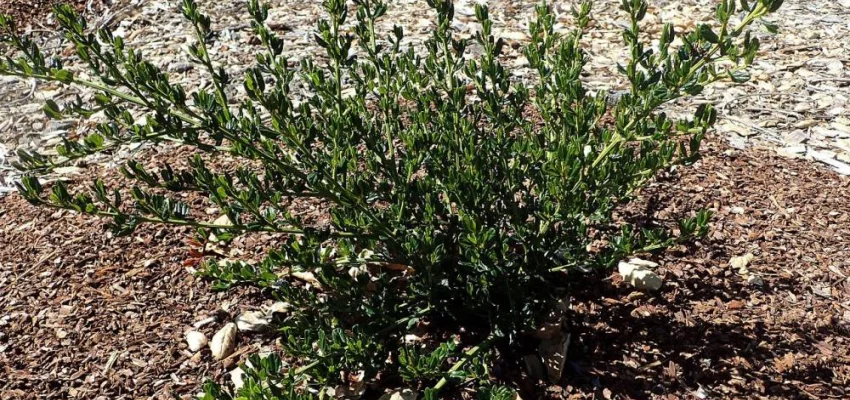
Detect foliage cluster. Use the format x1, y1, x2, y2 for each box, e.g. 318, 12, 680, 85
0, 0, 782, 397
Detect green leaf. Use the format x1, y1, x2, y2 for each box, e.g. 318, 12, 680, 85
698, 24, 719, 43
729, 70, 751, 83
43, 100, 62, 119
761, 20, 779, 34
0, 0, 785, 396
53, 69, 73, 83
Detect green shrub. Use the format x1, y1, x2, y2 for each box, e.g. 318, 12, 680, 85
0, 0, 782, 397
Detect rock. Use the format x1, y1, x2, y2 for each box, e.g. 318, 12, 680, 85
747, 274, 764, 287
809, 149, 836, 160
47, 120, 74, 131
721, 121, 754, 137
235, 310, 272, 332
185, 330, 208, 352
229, 367, 245, 391
213, 214, 232, 226
828, 107, 846, 117
618, 259, 663, 291
628, 269, 663, 291
730, 206, 745, 215
210, 322, 238, 360
694, 385, 710, 399
378, 389, 419, 400
730, 253, 755, 274
618, 261, 638, 277
726, 135, 748, 150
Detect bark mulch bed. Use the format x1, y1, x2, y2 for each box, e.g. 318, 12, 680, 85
1, 136, 850, 399
0, 0, 109, 32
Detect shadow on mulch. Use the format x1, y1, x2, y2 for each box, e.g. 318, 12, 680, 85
535, 139, 850, 400
564, 272, 839, 400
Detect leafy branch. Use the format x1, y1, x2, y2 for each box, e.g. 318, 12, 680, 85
0, 0, 783, 397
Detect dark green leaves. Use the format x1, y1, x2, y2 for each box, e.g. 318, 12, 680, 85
0, 0, 786, 398
761, 20, 779, 34
42, 100, 63, 119
698, 24, 719, 43
53, 69, 73, 83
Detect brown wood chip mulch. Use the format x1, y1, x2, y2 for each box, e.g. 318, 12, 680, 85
0, 0, 109, 32
1, 136, 850, 399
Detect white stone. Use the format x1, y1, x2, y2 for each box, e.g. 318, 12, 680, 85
618, 260, 639, 277
210, 323, 238, 360
213, 214, 232, 226
185, 330, 207, 352
730, 253, 754, 274
618, 260, 663, 291
628, 269, 663, 291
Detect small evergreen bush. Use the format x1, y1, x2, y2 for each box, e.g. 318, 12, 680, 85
1, 0, 782, 397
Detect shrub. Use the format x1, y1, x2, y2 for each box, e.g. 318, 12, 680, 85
0, 0, 782, 397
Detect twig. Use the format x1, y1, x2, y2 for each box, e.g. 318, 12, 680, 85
745, 107, 803, 119
102, 351, 120, 376
807, 78, 850, 84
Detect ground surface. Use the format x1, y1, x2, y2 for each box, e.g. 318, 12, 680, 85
0, 0, 110, 35
1, 0, 850, 399
2, 137, 849, 400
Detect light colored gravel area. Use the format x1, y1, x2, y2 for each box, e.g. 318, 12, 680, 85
1, 0, 850, 185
